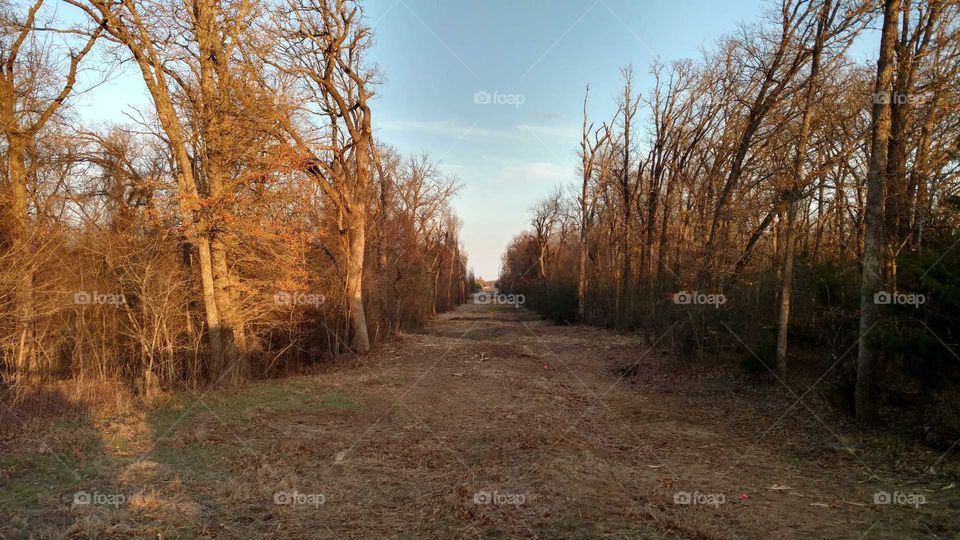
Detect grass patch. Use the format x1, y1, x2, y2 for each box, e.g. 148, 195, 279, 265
146, 378, 362, 434
0, 452, 109, 527
138, 380, 364, 476
314, 391, 362, 411
4, 377, 365, 515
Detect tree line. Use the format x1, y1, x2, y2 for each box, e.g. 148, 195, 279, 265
501, 0, 959, 427
0, 0, 469, 396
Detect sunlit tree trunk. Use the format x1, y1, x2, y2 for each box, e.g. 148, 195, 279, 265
195, 0, 247, 378
7, 135, 35, 382
345, 204, 370, 351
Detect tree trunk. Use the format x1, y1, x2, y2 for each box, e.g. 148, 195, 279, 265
92, 0, 232, 378
618, 71, 637, 327
194, 235, 226, 371
620, 219, 632, 326
644, 174, 659, 290
885, 1, 938, 250
210, 239, 244, 379
446, 245, 455, 310
165, 125, 228, 373
776, 202, 798, 378
857, 0, 899, 424
910, 94, 939, 250
813, 178, 825, 262
345, 205, 370, 352
8, 135, 36, 384
196, 0, 245, 380
776, 0, 829, 379
577, 224, 589, 322
537, 242, 548, 282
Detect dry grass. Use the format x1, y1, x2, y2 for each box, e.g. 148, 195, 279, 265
1, 302, 958, 538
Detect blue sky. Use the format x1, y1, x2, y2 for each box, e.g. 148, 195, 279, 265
364, 0, 763, 279
72, 0, 827, 279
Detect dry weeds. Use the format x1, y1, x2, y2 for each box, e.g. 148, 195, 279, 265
1, 303, 958, 538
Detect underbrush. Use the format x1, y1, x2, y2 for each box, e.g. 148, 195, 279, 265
508, 245, 960, 452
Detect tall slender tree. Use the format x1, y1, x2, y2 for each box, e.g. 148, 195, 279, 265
857, 0, 901, 423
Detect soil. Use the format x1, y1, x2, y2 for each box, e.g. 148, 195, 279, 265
1, 302, 958, 538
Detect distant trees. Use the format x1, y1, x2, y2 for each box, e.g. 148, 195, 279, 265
0, 0, 468, 396
531, 189, 562, 282
501, 0, 960, 425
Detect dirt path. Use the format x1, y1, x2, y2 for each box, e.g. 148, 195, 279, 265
3, 302, 957, 538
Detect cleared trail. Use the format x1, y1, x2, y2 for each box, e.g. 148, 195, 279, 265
3, 302, 953, 538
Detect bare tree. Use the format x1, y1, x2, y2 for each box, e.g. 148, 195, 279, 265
1, 0, 100, 384
76, 0, 262, 379
698, 0, 821, 286
531, 188, 562, 282
776, 0, 834, 378
274, 0, 377, 352
857, 0, 901, 423
616, 65, 641, 325
577, 84, 612, 321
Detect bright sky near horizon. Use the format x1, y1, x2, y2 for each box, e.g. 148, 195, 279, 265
70, 0, 876, 280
